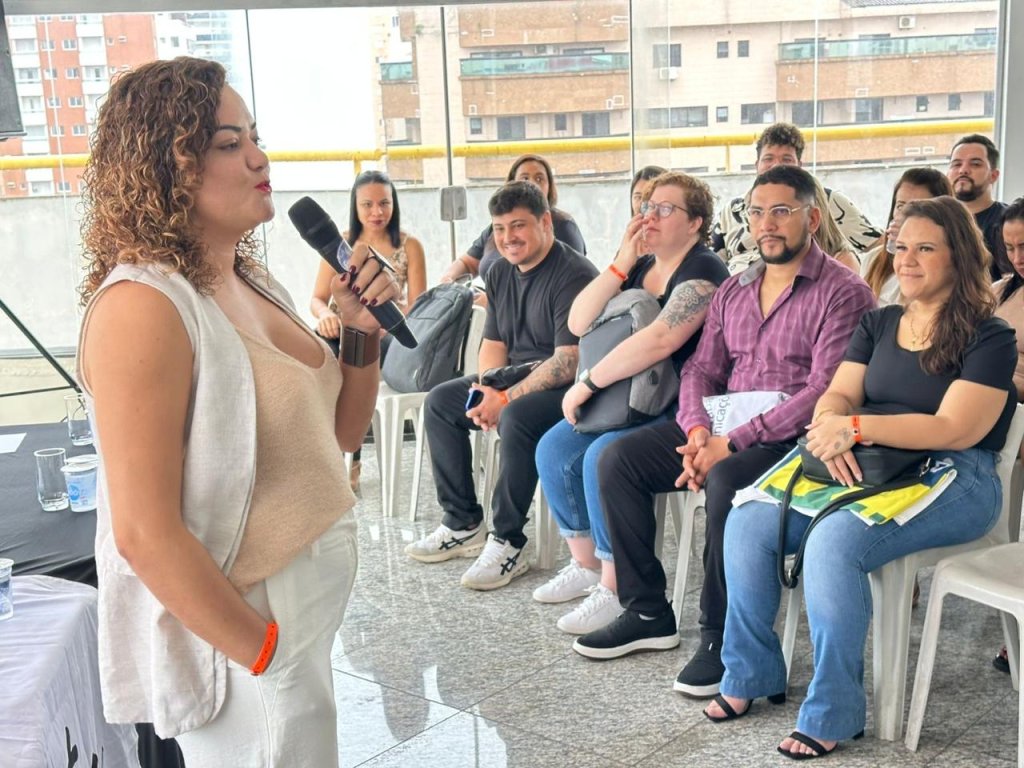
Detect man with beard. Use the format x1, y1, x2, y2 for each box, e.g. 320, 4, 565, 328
948, 133, 1009, 281
407, 181, 597, 590
573, 166, 875, 700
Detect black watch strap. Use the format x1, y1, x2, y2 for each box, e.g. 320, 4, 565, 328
727, 439, 738, 453
580, 368, 601, 393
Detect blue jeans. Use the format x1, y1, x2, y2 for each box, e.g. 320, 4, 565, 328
719, 447, 1001, 741
535, 416, 665, 561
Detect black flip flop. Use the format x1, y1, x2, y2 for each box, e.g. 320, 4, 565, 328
777, 729, 864, 761
703, 694, 750, 723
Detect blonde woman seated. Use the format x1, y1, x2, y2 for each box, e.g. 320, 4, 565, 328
533, 172, 729, 634
705, 196, 1015, 760
812, 177, 860, 272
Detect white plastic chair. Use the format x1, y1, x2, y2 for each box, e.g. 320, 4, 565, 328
406, 305, 487, 520
905, 541, 1024, 765
780, 403, 1024, 741
662, 490, 706, 629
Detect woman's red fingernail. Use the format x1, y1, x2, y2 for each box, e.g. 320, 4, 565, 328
352, 285, 361, 295
369, 299, 378, 307
360, 297, 368, 305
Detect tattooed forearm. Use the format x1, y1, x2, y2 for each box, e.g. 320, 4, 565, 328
509, 346, 579, 399
659, 280, 717, 329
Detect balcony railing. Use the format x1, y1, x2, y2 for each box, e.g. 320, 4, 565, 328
380, 61, 413, 82
460, 52, 629, 78
779, 32, 997, 61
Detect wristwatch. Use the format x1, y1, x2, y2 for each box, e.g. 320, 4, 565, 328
726, 439, 738, 453
579, 368, 601, 393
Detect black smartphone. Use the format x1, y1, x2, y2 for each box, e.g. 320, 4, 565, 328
465, 388, 484, 410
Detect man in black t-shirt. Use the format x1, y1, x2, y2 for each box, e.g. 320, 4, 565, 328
948, 133, 1010, 281
407, 182, 598, 591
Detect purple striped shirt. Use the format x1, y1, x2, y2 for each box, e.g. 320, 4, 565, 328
676, 242, 876, 450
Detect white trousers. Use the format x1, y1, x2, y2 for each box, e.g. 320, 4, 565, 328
176, 514, 358, 768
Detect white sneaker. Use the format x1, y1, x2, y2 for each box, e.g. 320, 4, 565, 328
532, 559, 600, 604
556, 584, 622, 635
460, 535, 529, 591
404, 523, 487, 563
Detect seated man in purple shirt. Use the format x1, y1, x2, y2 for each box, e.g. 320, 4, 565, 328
572, 165, 877, 698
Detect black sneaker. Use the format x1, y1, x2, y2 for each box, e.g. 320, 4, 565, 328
994, 645, 1010, 675
572, 607, 679, 660
673, 636, 725, 697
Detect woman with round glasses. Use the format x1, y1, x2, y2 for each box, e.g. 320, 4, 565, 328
533, 172, 729, 635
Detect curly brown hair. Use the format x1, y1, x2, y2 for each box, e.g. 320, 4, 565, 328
902, 196, 995, 376
644, 171, 715, 244
80, 57, 264, 303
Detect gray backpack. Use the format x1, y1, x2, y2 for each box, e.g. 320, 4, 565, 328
573, 288, 678, 433
381, 283, 474, 393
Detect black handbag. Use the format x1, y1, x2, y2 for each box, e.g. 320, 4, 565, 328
777, 440, 933, 589
479, 360, 541, 390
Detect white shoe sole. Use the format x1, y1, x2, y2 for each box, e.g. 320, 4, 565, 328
461, 562, 530, 591
532, 587, 592, 605
672, 679, 721, 697
405, 539, 486, 564
571, 633, 680, 660
556, 610, 621, 636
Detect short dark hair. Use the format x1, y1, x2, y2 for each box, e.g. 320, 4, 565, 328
489, 180, 549, 219
506, 154, 558, 206
348, 170, 401, 249
631, 165, 667, 195
756, 123, 806, 163
751, 164, 817, 205
998, 197, 1024, 304
951, 133, 1000, 169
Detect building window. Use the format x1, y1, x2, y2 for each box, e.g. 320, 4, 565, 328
118, 35, 128, 43
21, 96, 43, 113
69, 96, 84, 107
854, 97, 883, 123
65, 68, 79, 79
741, 102, 775, 124
59, 14, 75, 21
792, 100, 824, 126
652, 43, 681, 68
497, 115, 525, 141
57, 181, 72, 192
647, 109, 670, 130
948, 93, 962, 112
50, 125, 65, 137
170, 36, 181, 47
13, 38, 37, 53
554, 113, 568, 132
41, 39, 56, 51
62, 39, 78, 50
30, 181, 54, 196
42, 68, 58, 80
47, 96, 61, 108
15, 68, 41, 83
106, 36, 114, 45
916, 96, 929, 113
24, 125, 47, 140
984, 91, 995, 117
469, 117, 483, 136
72, 124, 87, 136
717, 41, 729, 58
716, 106, 729, 123
647, 107, 708, 129
582, 112, 611, 137
84, 66, 105, 81
738, 40, 750, 57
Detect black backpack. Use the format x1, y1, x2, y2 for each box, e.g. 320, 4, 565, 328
381, 283, 474, 393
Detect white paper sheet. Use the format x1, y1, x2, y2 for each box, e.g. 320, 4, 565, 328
0, 432, 27, 454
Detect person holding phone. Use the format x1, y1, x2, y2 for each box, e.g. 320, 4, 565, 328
77, 57, 397, 766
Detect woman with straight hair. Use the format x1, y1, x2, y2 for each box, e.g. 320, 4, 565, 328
78, 57, 397, 766
705, 196, 1015, 760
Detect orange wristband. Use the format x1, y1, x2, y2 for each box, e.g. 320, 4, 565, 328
498, 390, 510, 406
851, 414, 862, 444
686, 426, 707, 443
250, 621, 278, 676
608, 264, 628, 281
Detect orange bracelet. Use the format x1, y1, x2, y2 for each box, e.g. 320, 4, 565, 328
686, 425, 707, 443
851, 414, 862, 444
608, 264, 628, 281
250, 621, 278, 676
498, 390, 510, 406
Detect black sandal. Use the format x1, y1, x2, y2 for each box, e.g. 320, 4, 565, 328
704, 692, 786, 723
777, 729, 864, 761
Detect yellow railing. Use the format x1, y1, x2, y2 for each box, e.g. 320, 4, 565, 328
0, 118, 994, 173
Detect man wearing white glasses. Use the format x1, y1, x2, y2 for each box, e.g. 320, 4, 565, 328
713, 122, 881, 275
573, 166, 876, 700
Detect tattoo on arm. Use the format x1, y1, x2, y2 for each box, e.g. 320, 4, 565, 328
509, 346, 579, 399
659, 280, 717, 329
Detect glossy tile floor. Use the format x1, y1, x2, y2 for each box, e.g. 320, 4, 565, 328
332, 443, 1020, 767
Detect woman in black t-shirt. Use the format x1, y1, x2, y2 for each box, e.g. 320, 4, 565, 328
533, 172, 729, 637
707, 196, 1016, 760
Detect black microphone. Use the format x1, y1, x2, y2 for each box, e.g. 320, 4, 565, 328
288, 196, 417, 348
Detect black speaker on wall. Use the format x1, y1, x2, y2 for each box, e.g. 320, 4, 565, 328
0, 0, 26, 140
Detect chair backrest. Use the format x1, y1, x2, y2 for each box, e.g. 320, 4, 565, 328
992, 402, 1024, 543
462, 305, 487, 377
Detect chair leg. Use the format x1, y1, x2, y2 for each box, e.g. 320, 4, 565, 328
870, 558, 917, 741
670, 494, 696, 630
408, 405, 427, 521
534, 490, 558, 570
905, 582, 948, 751
782, 580, 802, 680
370, 408, 386, 513
1003, 611, 1022, 693
654, 496, 667, 560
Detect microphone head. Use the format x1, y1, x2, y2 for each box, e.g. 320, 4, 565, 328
287, 196, 340, 252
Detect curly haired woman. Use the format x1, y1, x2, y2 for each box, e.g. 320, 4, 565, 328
77, 57, 397, 766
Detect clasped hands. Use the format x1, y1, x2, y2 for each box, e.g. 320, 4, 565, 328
803, 412, 868, 487
674, 428, 731, 491
466, 384, 506, 431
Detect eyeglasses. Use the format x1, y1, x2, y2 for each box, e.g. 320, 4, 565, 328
640, 201, 690, 220
747, 204, 810, 224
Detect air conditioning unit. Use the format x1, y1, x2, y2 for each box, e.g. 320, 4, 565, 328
468, 104, 477, 115
605, 98, 615, 110
658, 66, 679, 81
855, 86, 869, 97
786, 75, 798, 84
609, 94, 625, 107
898, 15, 915, 30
